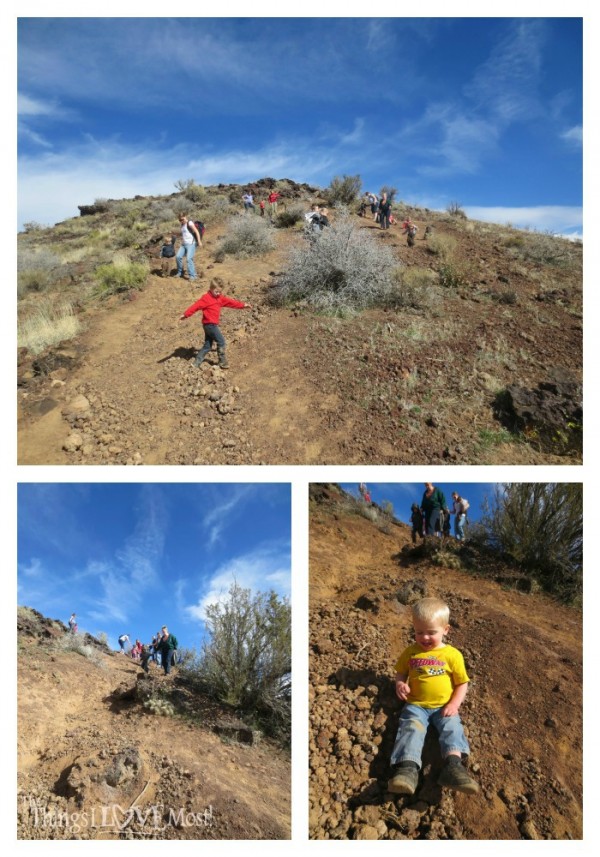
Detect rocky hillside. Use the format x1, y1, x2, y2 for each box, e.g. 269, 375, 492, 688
17, 607, 290, 840
308, 485, 582, 840
18, 179, 582, 465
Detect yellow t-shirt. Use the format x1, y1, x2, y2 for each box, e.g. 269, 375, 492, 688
395, 643, 470, 709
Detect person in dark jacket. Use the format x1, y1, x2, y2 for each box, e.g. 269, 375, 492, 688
410, 504, 424, 543
159, 235, 176, 277
158, 626, 179, 675
421, 483, 448, 537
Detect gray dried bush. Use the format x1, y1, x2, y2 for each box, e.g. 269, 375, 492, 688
270, 214, 399, 314
17, 247, 62, 295
216, 215, 276, 259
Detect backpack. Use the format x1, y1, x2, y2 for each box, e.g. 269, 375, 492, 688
190, 220, 206, 241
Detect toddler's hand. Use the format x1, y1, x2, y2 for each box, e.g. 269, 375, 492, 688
441, 700, 460, 717
395, 680, 411, 701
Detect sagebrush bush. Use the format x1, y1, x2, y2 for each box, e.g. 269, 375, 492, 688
55, 632, 105, 667
18, 247, 61, 276
326, 174, 362, 205
447, 201, 467, 219
275, 205, 305, 228
391, 266, 436, 308
270, 214, 399, 314
94, 255, 148, 295
149, 201, 178, 224
216, 215, 275, 258
426, 233, 457, 259
18, 302, 81, 354
185, 184, 206, 205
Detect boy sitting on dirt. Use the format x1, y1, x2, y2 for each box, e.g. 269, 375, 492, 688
179, 281, 252, 369
388, 597, 479, 796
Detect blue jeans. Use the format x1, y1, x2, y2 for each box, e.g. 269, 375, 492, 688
390, 703, 470, 768
195, 324, 226, 365
425, 509, 441, 535
176, 242, 197, 279
455, 514, 466, 540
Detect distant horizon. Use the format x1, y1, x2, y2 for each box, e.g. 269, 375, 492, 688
18, 17, 582, 236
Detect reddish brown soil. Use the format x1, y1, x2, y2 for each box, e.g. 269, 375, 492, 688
17, 209, 582, 465
308, 487, 582, 840
17, 613, 290, 840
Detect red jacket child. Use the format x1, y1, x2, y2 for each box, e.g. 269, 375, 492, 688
180, 283, 252, 369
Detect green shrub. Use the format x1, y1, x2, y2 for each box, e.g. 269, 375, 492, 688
326, 174, 362, 206
270, 213, 398, 314
439, 261, 470, 289
185, 184, 206, 204
216, 215, 276, 259
94, 256, 148, 295
275, 205, 305, 228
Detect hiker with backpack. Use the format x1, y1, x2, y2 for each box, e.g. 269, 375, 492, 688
157, 626, 179, 676
421, 483, 448, 537
179, 281, 252, 369
68, 613, 78, 634
176, 212, 203, 282
451, 492, 469, 541
118, 633, 130, 654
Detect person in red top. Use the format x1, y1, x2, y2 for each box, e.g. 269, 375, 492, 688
180, 282, 252, 368
268, 191, 282, 218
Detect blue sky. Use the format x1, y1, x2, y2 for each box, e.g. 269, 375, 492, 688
17, 483, 291, 652
339, 482, 500, 526
17, 16, 582, 236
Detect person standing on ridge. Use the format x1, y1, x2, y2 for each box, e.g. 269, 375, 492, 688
158, 626, 179, 676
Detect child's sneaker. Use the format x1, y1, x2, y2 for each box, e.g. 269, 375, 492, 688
387, 766, 419, 795
437, 760, 479, 794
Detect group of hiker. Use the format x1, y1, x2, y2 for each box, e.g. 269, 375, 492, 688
359, 192, 420, 244
411, 484, 470, 542
117, 626, 179, 676
241, 189, 282, 217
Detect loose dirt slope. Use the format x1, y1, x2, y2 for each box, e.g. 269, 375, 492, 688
17, 609, 290, 840
17, 192, 582, 465
308, 485, 582, 840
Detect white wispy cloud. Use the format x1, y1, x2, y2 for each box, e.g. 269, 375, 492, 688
464, 20, 546, 123
185, 543, 291, 623
201, 485, 256, 549
561, 125, 583, 147
464, 205, 583, 234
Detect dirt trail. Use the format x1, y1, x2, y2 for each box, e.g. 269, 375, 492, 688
17, 237, 351, 465
308, 486, 582, 840
18, 620, 290, 840
17, 215, 582, 465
